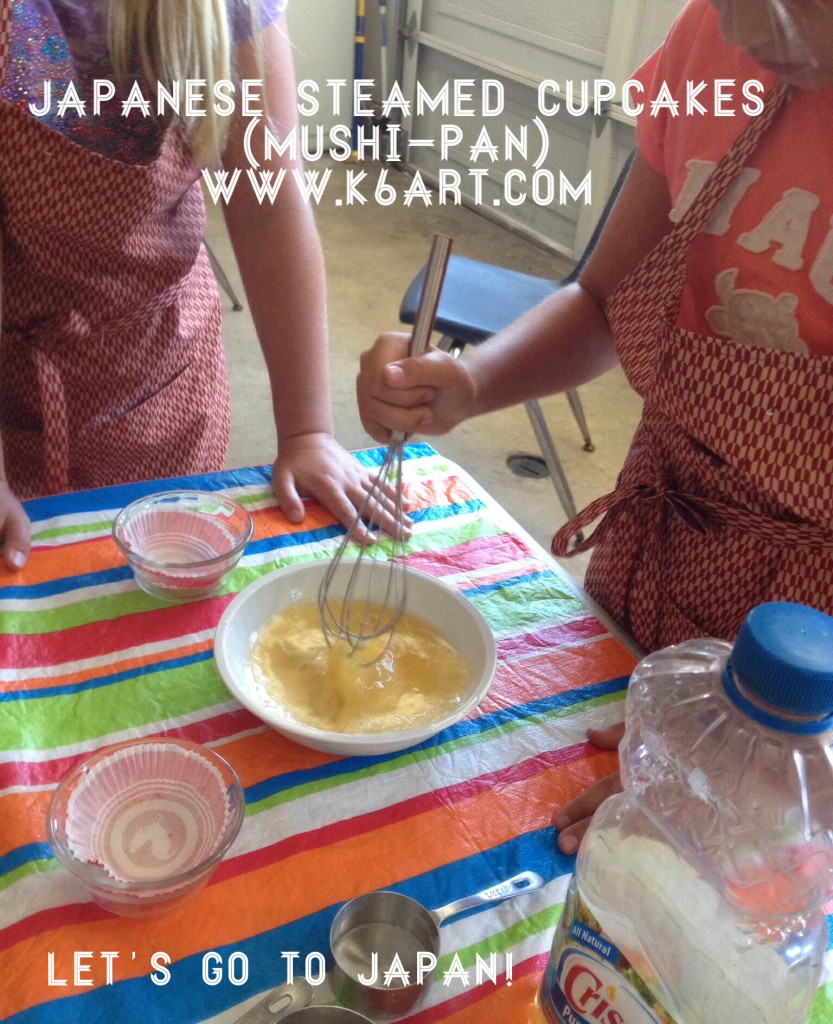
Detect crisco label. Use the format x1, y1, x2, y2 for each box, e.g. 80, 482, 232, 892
540, 878, 679, 1024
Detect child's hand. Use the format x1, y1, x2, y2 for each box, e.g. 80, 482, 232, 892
554, 724, 625, 854
357, 333, 476, 442
271, 433, 409, 541
0, 482, 30, 570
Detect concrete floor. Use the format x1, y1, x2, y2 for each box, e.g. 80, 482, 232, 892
205, 160, 643, 585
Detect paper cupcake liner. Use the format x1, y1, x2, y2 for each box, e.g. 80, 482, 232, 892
123, 508, 237, 565
66, 743, 231, 884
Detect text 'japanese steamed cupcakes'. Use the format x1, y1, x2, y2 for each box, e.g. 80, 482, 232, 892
47, 738, 244, 917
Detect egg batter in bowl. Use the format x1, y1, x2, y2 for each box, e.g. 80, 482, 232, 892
250, 602, 468, 734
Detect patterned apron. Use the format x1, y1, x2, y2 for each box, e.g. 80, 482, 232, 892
552, 80, 833, 651
0, 1, 230, 499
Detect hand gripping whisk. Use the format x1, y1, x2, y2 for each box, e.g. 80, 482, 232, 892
318, 234, 453, 657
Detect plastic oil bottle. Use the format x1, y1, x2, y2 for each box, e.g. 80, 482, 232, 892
540, 601, 833, 1024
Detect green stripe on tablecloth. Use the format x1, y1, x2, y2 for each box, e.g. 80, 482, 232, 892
404, 519, 505, 554
270, 518, 506, 568
436, 901, 563, 974
811, 986, 833, 1023
0, 590, 183, 635
233, 489, 275, 509
31, 519, 113, 544
1, 520, 505, 637
0, 855, 55, 894
0, 660, 230, 751
467, 579, 585, 634
246, 690, 626, 816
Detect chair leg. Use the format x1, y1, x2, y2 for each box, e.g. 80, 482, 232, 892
566, 389, 594, 452
205, 240, 244, 312
525, 400, 579, 522
440, 334, 583, 528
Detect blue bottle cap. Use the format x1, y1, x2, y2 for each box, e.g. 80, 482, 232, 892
724, 602, 833, 730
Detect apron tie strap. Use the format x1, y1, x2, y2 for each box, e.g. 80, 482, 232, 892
552, 473, 833, 559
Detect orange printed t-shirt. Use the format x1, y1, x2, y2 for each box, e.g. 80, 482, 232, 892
633, 0, 833, 356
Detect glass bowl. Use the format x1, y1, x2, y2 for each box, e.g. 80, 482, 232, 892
112, 490, 254, 602
46, 737, 245, 918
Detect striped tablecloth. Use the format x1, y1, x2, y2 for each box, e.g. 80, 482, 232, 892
1, 444, 830, 1024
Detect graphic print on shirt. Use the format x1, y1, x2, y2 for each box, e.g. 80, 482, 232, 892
671, 160, 826, 354
705, 268, 808, 353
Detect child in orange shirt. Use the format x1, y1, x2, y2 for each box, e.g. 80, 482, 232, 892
356, 0, 833, 852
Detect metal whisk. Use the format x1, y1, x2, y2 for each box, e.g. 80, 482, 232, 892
318, 234, 453, 656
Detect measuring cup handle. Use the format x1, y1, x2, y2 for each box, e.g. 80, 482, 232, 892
231, 977, 315, 1024
430, 870, 546, 926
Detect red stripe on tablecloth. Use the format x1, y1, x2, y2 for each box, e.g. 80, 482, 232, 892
0, 593, 237, 670
406, 533, 535, 576
217, 743, 589, 880
0, 531, 545, 673
497, 617, 608, 660
408, 950, 548, 1024
0, 709, 259, 791
0, 744, 589, 953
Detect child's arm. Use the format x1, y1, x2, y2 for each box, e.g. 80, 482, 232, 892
220, 19, 400, 536
357, 152, 672, 442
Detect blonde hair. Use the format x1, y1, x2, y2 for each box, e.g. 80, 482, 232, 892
107, 0, 264, 165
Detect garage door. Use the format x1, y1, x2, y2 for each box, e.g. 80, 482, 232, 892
393, 0, 684, 257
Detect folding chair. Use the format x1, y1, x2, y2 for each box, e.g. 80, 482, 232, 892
399, 152, 634, 521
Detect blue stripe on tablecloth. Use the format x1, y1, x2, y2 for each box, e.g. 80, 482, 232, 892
0, 649, 217, 703
3, 500, 488, 603
1, 675, 629, 883
410, 498, 487, 524
462, 569, 561, 599
20, 446, 440, 525
5, 828, 564, 1024
21, 466, 275, 524
0, 841, 52, 877
0, 566, 137, 601
243, 675, 630, 807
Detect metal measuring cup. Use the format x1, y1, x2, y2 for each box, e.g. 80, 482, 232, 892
281, 1010, 373, 1024
233, 978, 374, 1024
329, 870, 544, 1020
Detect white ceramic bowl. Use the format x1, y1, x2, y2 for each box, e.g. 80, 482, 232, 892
213, 560, 497, 756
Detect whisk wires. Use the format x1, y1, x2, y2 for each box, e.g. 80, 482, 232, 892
318, 234, 453, 658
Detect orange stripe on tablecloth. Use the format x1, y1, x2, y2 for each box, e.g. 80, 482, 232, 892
0, 749, 616, 1015
11, 745, 585, 946
0, 791, 53, 858
483, 636, 637, 711
8, 535, 123, 585
1, 715, 269, 855
406, 473, 479, 513
7, 504, 312, 590
5, 744, 586, 950
207, 744, 617, 898
7, 637, 213, 692
254, 501, 335, 540
216, 728, 343, 790
0, 711, 263, 795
